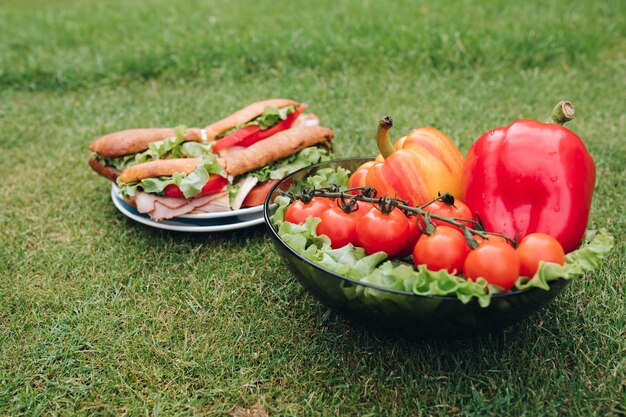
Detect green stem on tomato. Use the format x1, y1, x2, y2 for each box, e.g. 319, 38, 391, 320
550, 101, 575, 125
377, 116, 396, 159
282, 187, 517, 247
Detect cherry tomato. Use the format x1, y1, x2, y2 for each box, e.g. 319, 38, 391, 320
163, 175, 228, 197
284, 197, 332, 224
464, 241, 520, 290
421, 199, 473, 230
399, 215, 422, 257
241, 179, 280, 207
474, 234, 513, 247
516, 233, 565, 277
413, 226, 468, 273
356, 208, 409, 256
317, 206, 358, 249
351, 200, 375, 217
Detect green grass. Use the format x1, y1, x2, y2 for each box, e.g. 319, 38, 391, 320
0, 0, 624, 415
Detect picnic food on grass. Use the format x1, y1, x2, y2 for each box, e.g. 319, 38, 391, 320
88, 99, 319, 181
117, 126, 333, 220
88, 99, 334, 220
269, 104, 613, 308
88, 127, 210, 181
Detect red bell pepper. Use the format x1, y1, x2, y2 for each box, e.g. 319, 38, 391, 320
212, 104, 307, 153
163, 175, 228, 198
462, 102, 596, 253
212, 125, 260, 153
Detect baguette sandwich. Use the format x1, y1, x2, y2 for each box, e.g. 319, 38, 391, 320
116, 126, 334, 220
88, 99, 318, 181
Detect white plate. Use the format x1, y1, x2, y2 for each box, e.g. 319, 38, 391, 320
110, 186, 265, 232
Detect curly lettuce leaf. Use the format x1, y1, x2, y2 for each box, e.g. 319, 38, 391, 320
272, 179, 614, 307
515, 229, 614, 290
98, 126, 214, 170
246, 105, 297, 130
118, 155, 225, 198
291, 167, 351, 192
244, 146, 331, 184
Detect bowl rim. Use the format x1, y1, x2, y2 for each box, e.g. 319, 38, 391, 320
263, 156, 554, 302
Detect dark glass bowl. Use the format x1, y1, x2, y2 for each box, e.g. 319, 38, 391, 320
263, 158, 569, 338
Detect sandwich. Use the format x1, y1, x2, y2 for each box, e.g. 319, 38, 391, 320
116, 126, 334, 220
88, 99, 318, 181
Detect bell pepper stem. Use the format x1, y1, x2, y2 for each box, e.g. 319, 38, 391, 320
551, 101, 575, 125
377, 116, 396, 159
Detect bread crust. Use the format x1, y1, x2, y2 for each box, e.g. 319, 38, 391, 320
89, 128, 204, 158
119, 158, 202, 184
117, 124, 333, 184
204, 99, 298, 141
223, 126, 333, 177
88, 158, 121, 182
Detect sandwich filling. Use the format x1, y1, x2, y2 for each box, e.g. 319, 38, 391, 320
116, 143, 331, 220
216, 104, 299, 139
213, 105, 305, 153
95, 126, 214, 171
117, 155, 225, 199
228, 144, 331, 210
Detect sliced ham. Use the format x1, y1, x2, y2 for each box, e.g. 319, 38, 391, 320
193, 192, 231, 213
135, 192, 188, 213
292, 113, 320, 128
134, 190, 228, 221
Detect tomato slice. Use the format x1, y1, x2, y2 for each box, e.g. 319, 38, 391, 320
163, 175, 228, 198
241, 179, 280, 207
212, 104, 307, 153
212, 125, 260, 154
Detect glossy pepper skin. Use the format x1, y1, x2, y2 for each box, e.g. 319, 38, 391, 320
462, 107, 595, 254
349, 117, 464, 206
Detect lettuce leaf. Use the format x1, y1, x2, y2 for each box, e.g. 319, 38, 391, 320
272, 182, 614, 307
243, 146, 332, 184
98, 126, 214, 170
118, 154, 225, 198
290, 166, 351, 192
246, 105, 297, 130
515, 229, 614, 290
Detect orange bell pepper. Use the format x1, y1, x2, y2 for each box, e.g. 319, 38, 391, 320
348, 117, 464, 206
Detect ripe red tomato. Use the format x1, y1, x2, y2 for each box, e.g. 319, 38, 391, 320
284, 197, 332, 224
399, 215, 422, 257
421, 199, 473, 230
464, 241, 521, 290
356, 208, 409, 257
516, 233, 565, 277
317, 206, 359, 249
412, 226, 468, 273
474, 234, 512, 247
352, 200, 375, 217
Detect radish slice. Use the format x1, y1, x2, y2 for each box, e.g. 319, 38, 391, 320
231, 176, 259, 211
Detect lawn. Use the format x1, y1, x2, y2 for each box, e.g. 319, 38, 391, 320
0, 0, 624, 415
